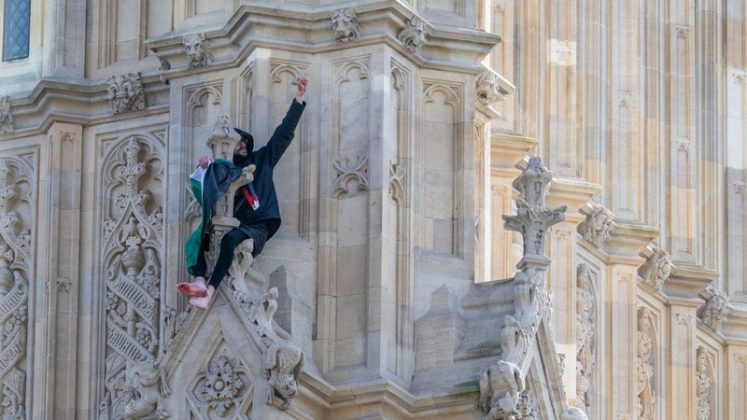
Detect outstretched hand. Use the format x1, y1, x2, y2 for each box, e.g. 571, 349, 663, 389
198, 154, 213, 169
295, 77, 308, 103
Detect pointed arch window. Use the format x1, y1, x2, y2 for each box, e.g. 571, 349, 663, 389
3, 0, 31, 61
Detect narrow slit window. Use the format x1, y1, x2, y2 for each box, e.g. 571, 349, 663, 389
3, 0, 31, 61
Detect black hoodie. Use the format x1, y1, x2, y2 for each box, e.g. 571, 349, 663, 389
231, 98, 306, 240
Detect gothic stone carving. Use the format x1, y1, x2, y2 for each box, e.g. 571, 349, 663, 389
699, 285, 730, 331
578, 203, 616, 247
397, 17, 427, 53
121, 360, 170, 419
265, 341, 304, 411
479, 360, 524, 420
638, 242, 673, 291
0, 96, 14, 134
101, 138, 164, 419
696, 347, 713, 420
637, 307, 656, 420
576, 264, 596, 414
191, 354, 250, 417
0, 158, 31, 419
333, 154, 369, 197
106, 73, 146, 114
476, 70, 501, 108
388, 162, 406, 203
503, 157, 567, 260
184, 33, 214, 70
331, 8, 360, 42
480, 157, 566, 420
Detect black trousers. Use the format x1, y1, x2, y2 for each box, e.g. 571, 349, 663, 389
192, 222, 269, 289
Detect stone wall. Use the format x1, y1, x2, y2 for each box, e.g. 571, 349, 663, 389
0, 0, 744, 419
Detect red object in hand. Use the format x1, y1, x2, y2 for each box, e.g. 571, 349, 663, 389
241, 186, 259, 210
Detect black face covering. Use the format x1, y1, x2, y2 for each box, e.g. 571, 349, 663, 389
232, 146, 253, 167
232, 128, 254, 167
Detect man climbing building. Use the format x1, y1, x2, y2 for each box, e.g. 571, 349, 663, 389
177, 77, 308, 309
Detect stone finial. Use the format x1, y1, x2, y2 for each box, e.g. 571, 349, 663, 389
698, 285, 730, 331
0, 96, 14, 134
106, 73, 145, 114
480, 156, 566, 420
578, 203, 616, 247
638, 242, 673, 291
183, 33, 214, 69
264, 341, 304, 411
331, 8, 360, 42
503, 156, 567, 267
397, 17, 427, 53
207, 115, 236, 161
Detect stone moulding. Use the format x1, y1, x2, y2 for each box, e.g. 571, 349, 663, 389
144, 3, 499, 83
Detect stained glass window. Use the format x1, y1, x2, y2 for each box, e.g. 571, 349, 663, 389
3, 0, 31, 61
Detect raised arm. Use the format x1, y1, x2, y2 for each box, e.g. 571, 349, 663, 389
261, 77, 308, 168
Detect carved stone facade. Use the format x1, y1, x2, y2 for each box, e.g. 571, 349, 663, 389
106, 73, 145, 114
0, 0, 745, 419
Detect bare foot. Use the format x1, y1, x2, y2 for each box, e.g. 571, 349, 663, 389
177, 277, 208, 297
189, 286, 215, 309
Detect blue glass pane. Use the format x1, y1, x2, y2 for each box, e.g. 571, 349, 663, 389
3, 0, 31, 61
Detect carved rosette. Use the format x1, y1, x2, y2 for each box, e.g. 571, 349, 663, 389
184, 33, 214, 69
397, 17, 427, 53
0, 158, 31, 419
0, 96, 14, 134
696, 347, 713, 420
100, 137, 164, 419
576, 264, 596, 415
331, 8, 360, 42
636, 307, 656, 420
698, 285, 730, 331
638, 242, 673, 291
578, 203, 616, 247
190, 354, 251, 417
480, 157, 566, 420
106, 73, 146, 114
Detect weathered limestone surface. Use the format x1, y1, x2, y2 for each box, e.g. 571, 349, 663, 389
0, 0, 746, 419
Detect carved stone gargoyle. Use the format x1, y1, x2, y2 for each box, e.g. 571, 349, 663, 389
264, 341, 304, 411
122, 360, 171, 419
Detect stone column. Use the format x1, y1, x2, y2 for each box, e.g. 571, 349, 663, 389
545, 178, 599, 404
664, 265, 717, 420
42, 0, 86, 78
601, 223, 657, 419
34, 122, 83, 419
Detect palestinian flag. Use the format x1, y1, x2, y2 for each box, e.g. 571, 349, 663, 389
185, 160, 243, 275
